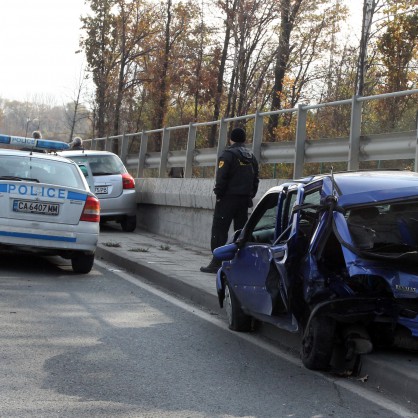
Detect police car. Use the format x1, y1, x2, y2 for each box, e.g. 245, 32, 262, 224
0, 134, 100, 274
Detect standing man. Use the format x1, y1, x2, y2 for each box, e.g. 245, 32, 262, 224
32, 130, 42, 139
200, 127, 259, 273
70, 137, 83, 150
29, 130, 46, 153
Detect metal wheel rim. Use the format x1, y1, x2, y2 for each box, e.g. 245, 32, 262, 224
224, 284, 233, 325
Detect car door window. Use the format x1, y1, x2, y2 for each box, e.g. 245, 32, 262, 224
282, 191, 298, 231
244, 192, 279, 244
298, 188, 322, 242
277, 187, 321, 244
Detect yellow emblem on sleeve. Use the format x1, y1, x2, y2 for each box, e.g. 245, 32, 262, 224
218, 161, 224, 168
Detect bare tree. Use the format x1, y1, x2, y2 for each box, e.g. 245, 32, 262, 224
227, 0, 277, 119
208, 0, 239, 147
356, 0, 381, 96
64, 64, 90, 142
81, 0, 118, 138
111, 0, 157, 152
268, 0, 303, 138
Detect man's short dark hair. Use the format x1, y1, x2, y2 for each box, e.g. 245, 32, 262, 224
230, 127, 246, 143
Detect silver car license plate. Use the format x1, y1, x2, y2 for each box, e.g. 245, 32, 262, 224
13, 200, 60, 216
95, 186, 108, 194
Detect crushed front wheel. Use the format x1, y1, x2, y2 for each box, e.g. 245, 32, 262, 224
301, 316, 335, 370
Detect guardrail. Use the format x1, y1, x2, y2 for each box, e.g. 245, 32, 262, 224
83, 90, 418, 179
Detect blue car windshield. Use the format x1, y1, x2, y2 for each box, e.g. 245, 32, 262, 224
346, 202, 418, 252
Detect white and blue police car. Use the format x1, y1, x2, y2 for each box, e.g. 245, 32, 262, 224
0, 134, 100, 274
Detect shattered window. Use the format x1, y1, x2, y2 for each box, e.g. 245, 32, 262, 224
346, 202, 418, 251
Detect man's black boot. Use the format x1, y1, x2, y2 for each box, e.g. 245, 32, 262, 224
200, 258, 222, 274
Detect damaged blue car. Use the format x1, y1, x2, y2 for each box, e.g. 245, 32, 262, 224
214, 170, 418, 371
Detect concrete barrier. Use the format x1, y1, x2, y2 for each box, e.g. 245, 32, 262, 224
135, 178, 285, 249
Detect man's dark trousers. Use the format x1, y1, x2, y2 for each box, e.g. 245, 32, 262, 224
210, 195, 249, 251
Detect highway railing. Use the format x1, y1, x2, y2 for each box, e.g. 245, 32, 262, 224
83, 89, 418, 179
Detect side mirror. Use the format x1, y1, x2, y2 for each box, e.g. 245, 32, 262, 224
213, 242, 238, 261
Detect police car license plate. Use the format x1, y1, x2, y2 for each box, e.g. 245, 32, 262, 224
13, 200, 60, 216
95, 186, 108, 194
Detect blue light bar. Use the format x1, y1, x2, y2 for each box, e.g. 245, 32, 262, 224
0, 135, 9, 144
0, 134, 69, 151
36, 139, 70, 150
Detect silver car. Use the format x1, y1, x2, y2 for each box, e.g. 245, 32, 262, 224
0, 137, 100, 274
60, 150, 137, 232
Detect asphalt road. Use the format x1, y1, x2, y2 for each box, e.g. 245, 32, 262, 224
0, 254, 416, 418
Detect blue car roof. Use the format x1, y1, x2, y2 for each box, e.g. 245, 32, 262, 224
330, 171, 418, 206
265, 171, 418, 207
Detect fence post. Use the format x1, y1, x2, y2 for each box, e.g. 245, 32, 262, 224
348, 95, 362, 170
185, 122, 196, 178
105, 136, 112, 152
252, 110, 263, 163
159, 128, 170, 178
293, 104, 307, 179
120, 133, 128, 164
215, 118, 228, 175
137, 131, 148, 178
415, 113, 418, 173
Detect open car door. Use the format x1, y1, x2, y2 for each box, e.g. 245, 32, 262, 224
225, 183, 305, 329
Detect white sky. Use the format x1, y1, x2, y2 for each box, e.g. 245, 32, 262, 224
0, 0, 89, 104
0, 0, 362, 105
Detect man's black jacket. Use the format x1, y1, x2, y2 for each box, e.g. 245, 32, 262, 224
214, 143, 259, 199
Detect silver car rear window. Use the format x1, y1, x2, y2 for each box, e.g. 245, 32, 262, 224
69, 155, 127, 176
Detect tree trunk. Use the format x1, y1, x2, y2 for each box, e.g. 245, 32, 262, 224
268, 0, 303, 140
155, 0, 172, 144
268, 0, 292, 139
356, 0, 377, 96
209, 0, 238, 147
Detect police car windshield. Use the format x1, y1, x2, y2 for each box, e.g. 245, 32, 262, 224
0, 155, 86, 189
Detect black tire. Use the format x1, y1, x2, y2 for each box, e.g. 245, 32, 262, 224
224, 281, 252, 332
301, 316, 335, 370
71, 253, 95, 274
121, 215, 137, 232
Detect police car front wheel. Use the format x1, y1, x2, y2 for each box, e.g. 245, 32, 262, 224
71, 253, 95, 274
